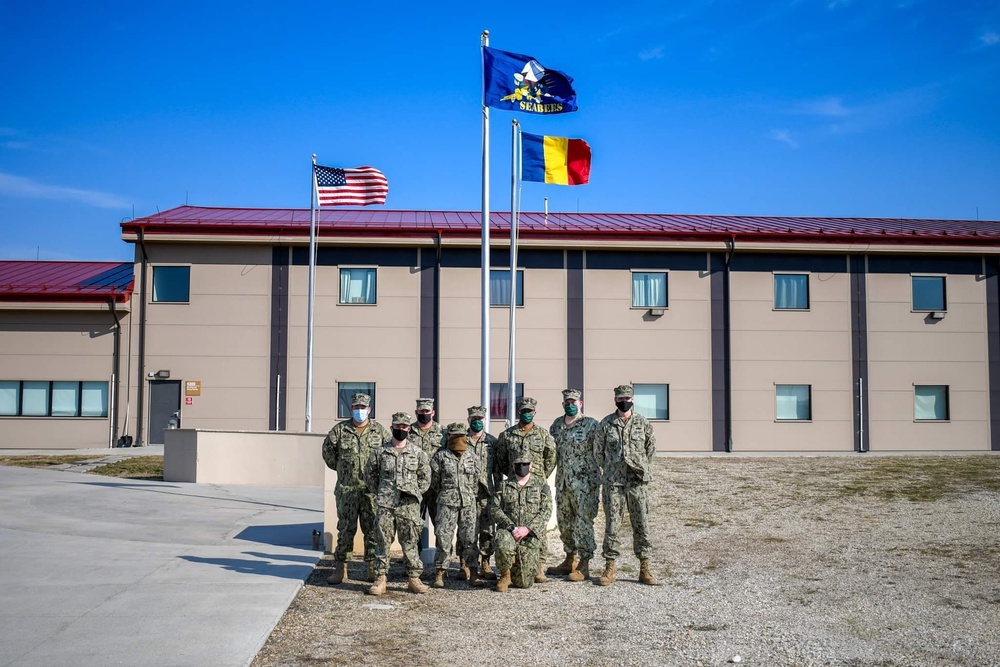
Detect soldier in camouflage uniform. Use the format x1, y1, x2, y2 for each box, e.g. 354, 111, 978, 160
322, 392, 390, 585
408, 398, 445, 530
493, 396, 556, 583
466, 405, 499, 580
490, 456, 553, 591
546, 388, 601, 582
364, 411, 432, 595
430, 422, 486, 587
593, 384, 660, 586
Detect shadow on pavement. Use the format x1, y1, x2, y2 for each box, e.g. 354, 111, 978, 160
180, 555, 315, 580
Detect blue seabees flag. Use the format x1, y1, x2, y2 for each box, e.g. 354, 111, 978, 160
483, 46, 578, 115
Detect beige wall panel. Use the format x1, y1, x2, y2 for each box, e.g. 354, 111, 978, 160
868, 332, 986, 363
437, 327, 481, 360
439, 297, 482, 329
868, 361, 987, 391
731, 331, 852, 361
733, 420, 855, 451
654, 420, 712, 452
140, 356, 269, 390
865, 302, 984, 333
174, 386, 268, 421
0, 419, 109, 449
585, 329, 710, 360
312, 326, 420, 359
0, 326, 115, 359
305, 297, 419, 328
522, 269, 567, 299
440, 268, 481, 298
868, 389, 989, 423
730, 360, 853, 391
868, 273, 984, 306
731, 270, 849, 304
145, 324, 269, 358
868, 420, 989, 451
585, 298, 710, 333
728, 301, 850, 333
732, 389, 853, 422
667, 389, 714, 421
1, 355, 112, 380
146, 295, 269, 327
144, 243, 271, 267
586, 359, 711, 390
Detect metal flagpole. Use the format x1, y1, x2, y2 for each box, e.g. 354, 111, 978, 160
480, 30, 492, 418
507, 119, 519, 426
305, 154, 318, 432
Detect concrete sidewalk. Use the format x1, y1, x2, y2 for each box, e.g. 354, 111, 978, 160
0, 463, 322, 667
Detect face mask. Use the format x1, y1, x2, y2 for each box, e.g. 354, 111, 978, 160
616, 401, 633, 413
391, 427, 408, 441
352, 408, 369, 422
469, 419, 484, 433
520, 411, 534, 424
416, 413, 433, 425
564, 403, 579, 417
513, 462, 531, 478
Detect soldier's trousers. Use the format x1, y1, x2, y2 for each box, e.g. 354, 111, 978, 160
477, 502, 495, 560
556, 483, 600, 560
602, 482, 653, 560
373, 502, 423, 578
433, 504, 478, 569
333, 486, 376, 563
495, 531, 542, 589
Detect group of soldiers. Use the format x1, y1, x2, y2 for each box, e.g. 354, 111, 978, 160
321, 384, 660, 595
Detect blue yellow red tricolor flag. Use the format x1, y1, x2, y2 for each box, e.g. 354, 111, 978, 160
483, 47, 578, 115
521, 133, 591, 185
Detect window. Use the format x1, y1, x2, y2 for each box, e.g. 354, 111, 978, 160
0, 381, 109, 417
912, 276, 945, 311
632, 272, 667, 308
340, 268, 377, 304
776, 384, 811, 421
490, 270, 523, 307
151, 266, 190, 303
914, 385, 949, 421
775, 274, 809, 310
338, 382, 375, 419
634, 384, 669, 420
490, 382, 524, 420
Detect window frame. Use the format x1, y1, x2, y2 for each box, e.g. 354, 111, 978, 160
911, 274, 946, 313
773, 272, 810, 311
489, 269, 524, 307
489, 382, 524, 420
914, 384, 949, 422
630, 271, 669, 310
0, 381, 109, 418
151, 265, 191, 304
633, 383, 669, 420
774, 384, 812, 422
338, 267, 378, 306
337, 381, 376, 419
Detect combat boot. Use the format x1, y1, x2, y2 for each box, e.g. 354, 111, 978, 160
495, 569, 512, 592
479, 557, 497, 580
368, 574, 387, 596
545, 554, 576, 576
597, 560, 617, 586
408, 576, 429, 594
367, 561, 376, 583
639, 559, 661, 586
467, 564, 480, 587
567, 558, 590, 582
458, 564, 471, 581
534, 562, 549, 584
326, 561, 347, 585
433, 569, 446, 588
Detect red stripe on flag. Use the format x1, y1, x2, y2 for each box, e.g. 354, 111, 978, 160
565, 139, 591, 185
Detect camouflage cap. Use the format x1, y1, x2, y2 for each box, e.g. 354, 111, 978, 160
513, 453, 533, 465
415, 397, 435, 411
516, 396, 538, 411
391, 411, 412, 425
446, 422, 468, 436
614, 384, 635, 399
350, 392, 372, 407
562, 389, 582, 401
467, 405, 487, 419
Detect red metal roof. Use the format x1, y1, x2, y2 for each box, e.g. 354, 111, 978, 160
0, 261, 134, 303
120, 205, 1000, 246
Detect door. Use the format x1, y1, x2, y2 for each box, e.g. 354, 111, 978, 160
148, 380, 181, 445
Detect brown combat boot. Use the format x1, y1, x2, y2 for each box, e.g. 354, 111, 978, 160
567, 558, 590, 582
545, 554, 576, 576
367, 561, 376, 583
433, 569, 446, 588
467, 564, 480, 586
479, 557, 497, 580
326, 561, 347, 585
495, 569, 512, 592
639, 559, 661, 586
368, 574, 387, 596
534, 561, 548, 584
458, 564, 471, 581
408, 576, 429, 594
597, 560, 617, 586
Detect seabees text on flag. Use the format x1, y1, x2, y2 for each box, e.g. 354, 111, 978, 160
314, 165, 388, 207
483, 46, 578, 115
521, 133, 591, 185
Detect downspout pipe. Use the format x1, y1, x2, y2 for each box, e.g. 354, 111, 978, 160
434, 231, 442, 410
136, 228, 148, 447
724, 234, 736, 453
108, 296, 122, 448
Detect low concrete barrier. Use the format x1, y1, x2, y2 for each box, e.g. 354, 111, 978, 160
164, 429, 325, 486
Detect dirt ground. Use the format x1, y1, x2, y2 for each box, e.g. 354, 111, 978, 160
252, 455, 1000, 667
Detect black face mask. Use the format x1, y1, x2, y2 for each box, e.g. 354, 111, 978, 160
416, 413, 433, 425
513, 462, 531, 478
616, 400, 634, 413
391, 428, 409, 441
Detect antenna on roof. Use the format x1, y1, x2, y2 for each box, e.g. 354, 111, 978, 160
36, 246, 40, 261
544, 197, 548, 226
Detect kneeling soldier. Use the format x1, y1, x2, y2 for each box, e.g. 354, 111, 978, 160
489, 455, 552, 591
430, 422, 486, 587
364, 412, 432, 595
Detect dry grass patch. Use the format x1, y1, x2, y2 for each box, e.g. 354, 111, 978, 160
89, 456, 164, 480
0, 454, 96, 467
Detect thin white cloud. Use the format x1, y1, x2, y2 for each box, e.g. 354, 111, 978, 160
980, 31, 999, 47
0, 172, 129, 209
771, 129, 800, 149
793, 96, 852, 117
639, 46, 665, 60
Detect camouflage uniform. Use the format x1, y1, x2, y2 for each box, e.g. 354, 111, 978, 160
408, 398, 445, 527
549, 391, 601, 562
466, 405, 499, 561
431, 423, 486, 572
494, 397, 556, 480
594, 386, 657, 561
364, 412, 431, 579
490, 461, 553, 589
322, 393, 390, 565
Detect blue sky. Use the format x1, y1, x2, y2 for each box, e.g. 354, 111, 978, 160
1, 0, 998, 261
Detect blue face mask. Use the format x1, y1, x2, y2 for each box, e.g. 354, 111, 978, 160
352, 408, 368, 423
564, 403, 579, 417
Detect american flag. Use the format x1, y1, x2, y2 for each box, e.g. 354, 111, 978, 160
314, 165, 388, 207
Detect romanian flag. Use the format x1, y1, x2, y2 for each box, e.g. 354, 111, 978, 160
521, 133, 591, 185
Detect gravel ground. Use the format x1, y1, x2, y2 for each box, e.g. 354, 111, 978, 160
252, 455, 1000, 667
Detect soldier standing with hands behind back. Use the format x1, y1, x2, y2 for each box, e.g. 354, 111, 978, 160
465, 405, 499, 580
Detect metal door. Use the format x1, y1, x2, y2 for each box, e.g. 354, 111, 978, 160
148, 380, 181, 445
